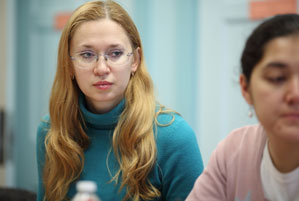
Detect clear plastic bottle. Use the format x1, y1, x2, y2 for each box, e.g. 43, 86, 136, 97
72, 181, 101, 201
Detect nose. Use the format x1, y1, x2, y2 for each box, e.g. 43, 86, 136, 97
93, 55, 110, 75
286, 77, 299, 105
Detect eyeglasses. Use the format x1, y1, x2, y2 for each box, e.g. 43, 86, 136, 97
70, 49, 134, 69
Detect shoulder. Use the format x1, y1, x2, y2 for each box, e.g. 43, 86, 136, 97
36, 115, 51, 172
221, 124, 266, 150
36, 114, 51, 143
186, 124, 266, 200
154, 111, 202, 163
38, 114, 50, 129
155, 111, 196, 145
213, 124, 267, 168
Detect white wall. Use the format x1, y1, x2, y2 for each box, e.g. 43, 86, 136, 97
4, 0, 16, 188
0, 0, 6, 187
196, 0, 260, 164
0, 0, 6, 108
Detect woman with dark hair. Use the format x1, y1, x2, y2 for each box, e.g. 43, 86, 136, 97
36, 1, 203, 201
187, 14, 299, 201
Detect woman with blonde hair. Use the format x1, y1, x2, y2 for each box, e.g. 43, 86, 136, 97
36, 1, 203, 201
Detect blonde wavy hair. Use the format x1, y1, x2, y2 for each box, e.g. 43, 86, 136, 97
43, 1, 172, 201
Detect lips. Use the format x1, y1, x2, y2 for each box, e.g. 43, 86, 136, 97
93, 81, 112, 90
282, 112, 299, 121
283, 111, 299, 116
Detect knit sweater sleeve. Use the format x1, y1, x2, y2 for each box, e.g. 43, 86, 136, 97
36, 115, 50, 201
155, 113, 204, 201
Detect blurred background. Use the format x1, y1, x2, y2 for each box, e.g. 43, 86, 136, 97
0, 0, 297, 195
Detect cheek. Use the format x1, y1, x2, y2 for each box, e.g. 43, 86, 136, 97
250, 77, 276, 108
115, 67, 132, 84
74, 72, 90, 89
251, 85, 281, 124
253, 85, 281, 106
118, 72, 131, 88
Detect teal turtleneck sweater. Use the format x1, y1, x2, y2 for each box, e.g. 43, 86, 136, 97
36, 97, 203, 201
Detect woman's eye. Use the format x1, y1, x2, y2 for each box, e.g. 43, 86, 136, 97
80, 52, 96, 59
109, 50, 124, 58
268, 76, 286, 84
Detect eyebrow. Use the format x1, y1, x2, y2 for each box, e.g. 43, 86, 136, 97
264, 61, 287, 69
79, 44, 123, 49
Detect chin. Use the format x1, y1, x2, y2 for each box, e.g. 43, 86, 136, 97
278, 128, 299, 143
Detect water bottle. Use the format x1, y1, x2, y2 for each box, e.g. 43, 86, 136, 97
72, 181, 101, 201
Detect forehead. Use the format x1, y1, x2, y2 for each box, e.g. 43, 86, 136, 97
70, 19, 131, 49
257, 34, 299, 69
264, 34, 299, 56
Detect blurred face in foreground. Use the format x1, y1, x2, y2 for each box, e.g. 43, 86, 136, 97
241, 34, 299, 146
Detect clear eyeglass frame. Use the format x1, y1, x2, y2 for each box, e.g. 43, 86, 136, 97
70, 51, 134, 69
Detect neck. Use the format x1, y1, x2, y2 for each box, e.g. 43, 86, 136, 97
268, 138, 299, 173
85, 97, 123, 114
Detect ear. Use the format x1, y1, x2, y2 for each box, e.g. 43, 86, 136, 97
131, 47, 141, 73
240, 74, 253, 105
70, 70, 75, 80
70, 60, 75, 79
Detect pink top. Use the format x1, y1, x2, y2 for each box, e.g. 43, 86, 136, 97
186, 124, 270, 201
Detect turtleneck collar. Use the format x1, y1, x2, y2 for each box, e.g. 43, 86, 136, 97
79, 93, 125, 130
